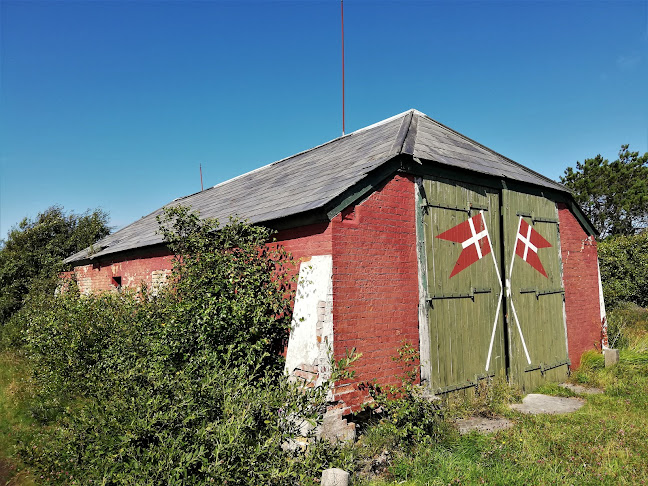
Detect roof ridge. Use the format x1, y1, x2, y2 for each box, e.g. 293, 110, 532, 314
417, 112, 565, 189
390, 111, 414, 155
208, 110, 414, 193
400, 111, 419, 155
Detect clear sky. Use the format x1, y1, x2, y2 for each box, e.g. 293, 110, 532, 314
1, 0, 647, 239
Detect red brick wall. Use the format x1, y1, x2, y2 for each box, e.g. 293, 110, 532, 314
71, 223, 333, 295
331, 174, 420, 412
558, 203, 603, 367
273, 222, 333, 262
72, 250, 175, 294
68, 181, 422, 414
266, 223, 333, 304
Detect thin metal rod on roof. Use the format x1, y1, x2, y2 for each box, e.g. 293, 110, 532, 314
341, 0, 345, 136
200, 164, 204, 191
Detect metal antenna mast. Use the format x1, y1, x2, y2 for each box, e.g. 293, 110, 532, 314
341, 0, 345, 136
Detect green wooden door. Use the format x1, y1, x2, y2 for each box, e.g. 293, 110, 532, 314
502, 189, 570, 391
421, 177, 506, 393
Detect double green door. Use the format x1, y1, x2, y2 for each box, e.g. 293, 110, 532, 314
420, 176, 569, 393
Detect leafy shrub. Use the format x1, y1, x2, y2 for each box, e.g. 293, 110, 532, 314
360, 343, 447, 449
21, 285, 152, 423
598, 232, 648, 309
606, 303, 648, 350
21, 356, 333, 484
0, 311, 25, 350
18, 207, 344, 484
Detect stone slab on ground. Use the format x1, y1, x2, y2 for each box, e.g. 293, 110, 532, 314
559, 383, 604, 395
510, 393, 585, 415
455, 416, 514, 435
321, 468, 349, 486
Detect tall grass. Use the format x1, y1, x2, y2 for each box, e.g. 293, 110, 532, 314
358, 305, 648, 485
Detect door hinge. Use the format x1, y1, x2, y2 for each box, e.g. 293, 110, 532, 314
519, 288, 565, 299
423, 202, 489, 214
428, 287, 492, 303
434, 372, 496, 394
516, 211, 559, 224
524, 359, 571, 375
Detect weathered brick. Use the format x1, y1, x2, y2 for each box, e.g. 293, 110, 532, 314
558, 203, 604, 367
71, 250, 174, 295
331, 175, 419, 411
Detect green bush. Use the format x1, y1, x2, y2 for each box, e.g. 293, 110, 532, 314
18, 207, 343, 484
21, 285, 151, 423
598, 232, 648, 309
21, 355, 334, 484
360, 343, 447, 450
606, 303, 648, 350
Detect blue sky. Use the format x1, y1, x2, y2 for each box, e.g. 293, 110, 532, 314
1, 0, 647, 239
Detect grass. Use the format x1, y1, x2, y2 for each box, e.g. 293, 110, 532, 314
0, 350, 36, 486
356, 305, 648, 485
358, 361, 648, 485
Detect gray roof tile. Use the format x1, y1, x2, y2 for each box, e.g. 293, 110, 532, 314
65, 110, 568, 263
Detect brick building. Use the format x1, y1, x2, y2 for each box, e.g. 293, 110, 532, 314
65, 110, 606, 412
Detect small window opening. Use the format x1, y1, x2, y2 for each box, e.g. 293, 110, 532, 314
112, 276, 122, 291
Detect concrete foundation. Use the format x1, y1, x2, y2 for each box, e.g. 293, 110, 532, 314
317, 408, 356, 444
604, 348, 620, 367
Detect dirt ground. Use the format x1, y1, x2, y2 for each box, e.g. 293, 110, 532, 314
0, 457, 26, 486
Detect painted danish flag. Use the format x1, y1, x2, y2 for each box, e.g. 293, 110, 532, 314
436, 213, 492, 278
515, 219, 552, 277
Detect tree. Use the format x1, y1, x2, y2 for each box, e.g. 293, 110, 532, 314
0, 206, 110, 324
597, 232, 648, 309
560, 144, 648, 238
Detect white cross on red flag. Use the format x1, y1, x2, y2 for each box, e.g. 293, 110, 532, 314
515, 219, 551, 277
436, 213, 492, 278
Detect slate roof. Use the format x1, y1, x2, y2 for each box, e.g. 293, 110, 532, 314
65, 109, 569, 264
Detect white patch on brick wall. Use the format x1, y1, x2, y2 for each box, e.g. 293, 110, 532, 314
285, 255, 333, 387
150, 269, 171, 296
76, 266, 92, 295
597, 259, 608, 348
